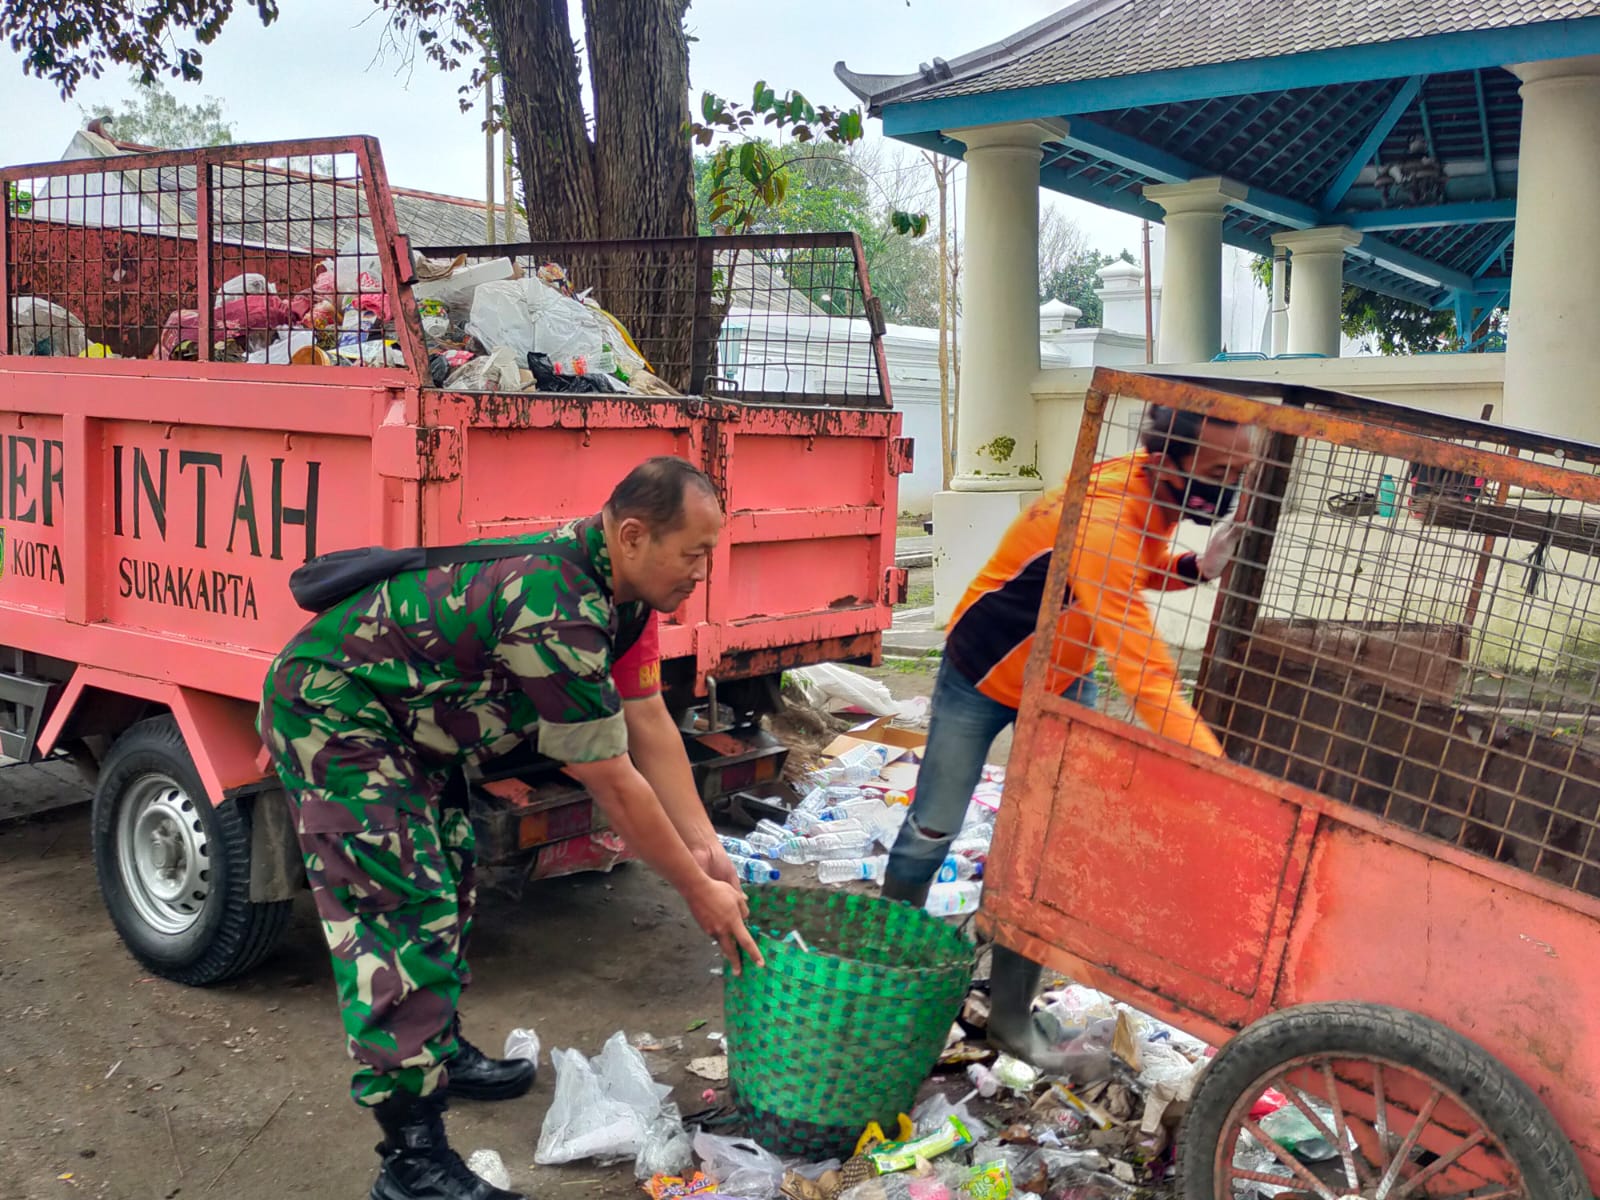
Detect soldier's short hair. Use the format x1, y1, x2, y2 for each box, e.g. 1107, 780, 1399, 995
606, 456, 718, 535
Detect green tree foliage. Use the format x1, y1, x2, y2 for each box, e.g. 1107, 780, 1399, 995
1041, 247, 1138, 329
692, 140, 941, 326
83, 81, 235, 149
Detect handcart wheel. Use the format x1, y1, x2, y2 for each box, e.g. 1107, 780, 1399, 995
1175, 1002, 1586, 1199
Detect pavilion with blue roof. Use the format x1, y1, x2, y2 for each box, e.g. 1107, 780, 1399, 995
838, 1, 1600, 616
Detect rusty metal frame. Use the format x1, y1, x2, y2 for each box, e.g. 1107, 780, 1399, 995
1020, 366, 1600, 893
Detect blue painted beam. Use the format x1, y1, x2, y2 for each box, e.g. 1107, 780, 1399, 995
1348, 239, 1477, 294
1473, 69, 1498, 200
1062, 117, 1323, 225
1336, 199, 1517, 231
1059, 116, 1474, 291
1472, 225, 1517, 277
880, 18, 1600, 137
1319, 76, 1423, 210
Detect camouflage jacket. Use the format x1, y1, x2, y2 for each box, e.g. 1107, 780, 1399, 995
262, 516, 647, 766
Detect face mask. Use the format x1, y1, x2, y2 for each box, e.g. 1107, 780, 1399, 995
1165, 455, 1239, 526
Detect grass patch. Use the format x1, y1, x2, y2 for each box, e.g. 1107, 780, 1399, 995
902, 581, 934, 609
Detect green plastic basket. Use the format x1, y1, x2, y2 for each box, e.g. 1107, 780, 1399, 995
723, 886, 975, 1158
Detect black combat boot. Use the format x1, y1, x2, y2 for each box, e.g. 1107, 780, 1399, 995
370, 1092, 525, 1200
443, 1017, 536, 1102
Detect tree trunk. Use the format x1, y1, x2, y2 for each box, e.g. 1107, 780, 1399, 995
482, 0, 598, 242
579, 0, 698, 388
581, 0, 695, 240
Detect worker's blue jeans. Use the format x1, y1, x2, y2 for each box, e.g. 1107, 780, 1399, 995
884, 657, 1098, 892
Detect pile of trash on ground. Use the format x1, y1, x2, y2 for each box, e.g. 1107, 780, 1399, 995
474, 971, 1337, 1200
10, 241, 684, 398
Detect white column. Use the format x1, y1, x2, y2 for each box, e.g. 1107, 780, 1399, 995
1144, 178, 1243, 363
1271, 226, 1362, 357
930, 121, 1058, 624
1504, 55, 1600, 440
949, 122, 1054, 491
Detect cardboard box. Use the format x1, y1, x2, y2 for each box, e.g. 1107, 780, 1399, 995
820, 716, 929, 765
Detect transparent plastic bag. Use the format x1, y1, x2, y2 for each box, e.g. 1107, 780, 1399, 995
535, 1032, 671, 1166
691, 1131, 785, 1200
635, 1107, 694, 1181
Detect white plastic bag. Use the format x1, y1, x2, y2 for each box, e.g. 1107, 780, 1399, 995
466, 277, 648, 377
535, 1032, 673, 1166
466, 1149, 511, 1190
10, 297, 88, 357
503, 1027, 541, 1065
692, 1131, 785, 1200
788, 663, 902, 718
324, 233, 384, 302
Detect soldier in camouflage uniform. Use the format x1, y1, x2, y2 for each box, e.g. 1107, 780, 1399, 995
259, 457, 761, 1200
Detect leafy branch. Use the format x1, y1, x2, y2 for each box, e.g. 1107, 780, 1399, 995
688, 82, 928, 237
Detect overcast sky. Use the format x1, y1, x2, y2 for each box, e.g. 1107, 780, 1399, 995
0, 0, 1144, 255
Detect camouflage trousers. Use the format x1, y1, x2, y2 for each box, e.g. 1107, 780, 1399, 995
265, 713, 477, 1107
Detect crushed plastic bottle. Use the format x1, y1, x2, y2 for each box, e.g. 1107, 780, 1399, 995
719, 836, 765, 860
816, 855, 888, 884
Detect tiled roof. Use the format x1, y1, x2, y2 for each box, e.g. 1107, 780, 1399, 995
60, 128, 527, 251
843, 0, 1600, 107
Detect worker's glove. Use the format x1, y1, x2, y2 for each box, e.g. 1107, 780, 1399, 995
1196, 513, 1247, 582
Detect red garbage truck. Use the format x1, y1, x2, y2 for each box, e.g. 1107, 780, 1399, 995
0, 136, 908, 985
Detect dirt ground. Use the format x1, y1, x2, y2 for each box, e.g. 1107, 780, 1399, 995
0, 663, 975, 1200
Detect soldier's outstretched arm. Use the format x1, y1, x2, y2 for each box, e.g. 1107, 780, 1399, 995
565, 754, 766, 975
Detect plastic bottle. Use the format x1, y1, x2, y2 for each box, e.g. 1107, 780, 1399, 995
949, 827, 994, 857
936, 855, 981, 883
924, 881, 983, 916
1377, 473, 1398, 518
816, 855, 888, 884
966, 1062, 1001, 1098
792, 811, 867, 837
719, 836, 765, 860
776, 831, 873, 864
727, 854, 780, 884
796, 786, 830, 815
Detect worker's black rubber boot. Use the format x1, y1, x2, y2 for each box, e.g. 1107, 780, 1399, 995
443, 1019, 536, 1102
880, 871, 933, 909
983, 945, 1059, 1067
370, 1092, 526, 1200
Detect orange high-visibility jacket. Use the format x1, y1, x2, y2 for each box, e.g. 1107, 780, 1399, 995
944, 451, 1224, 758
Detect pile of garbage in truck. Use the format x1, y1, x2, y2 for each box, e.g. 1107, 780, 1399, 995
8, 237, 683, 397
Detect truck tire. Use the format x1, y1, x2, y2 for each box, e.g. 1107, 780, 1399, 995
92, 716, 292, 986
1175, 1001, 1587, 1200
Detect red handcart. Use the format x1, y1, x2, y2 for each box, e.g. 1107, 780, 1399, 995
983, 369, 1600, 1198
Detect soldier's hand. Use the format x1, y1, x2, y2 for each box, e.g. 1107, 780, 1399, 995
692, 840, 750, 917
686, 879, 765, 976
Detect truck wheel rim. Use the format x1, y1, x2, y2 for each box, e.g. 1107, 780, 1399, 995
1215, 1053, 1524, 1199
117, 773, 211, 936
